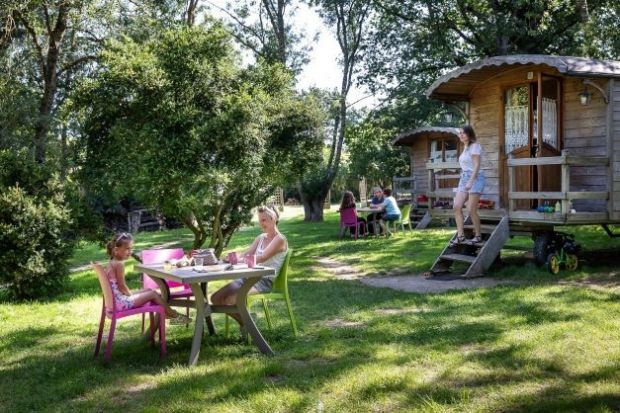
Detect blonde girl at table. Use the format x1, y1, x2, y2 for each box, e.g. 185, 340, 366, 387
211, 205, 288, 325
103, 233, 191, 324
450, 125, 485, 247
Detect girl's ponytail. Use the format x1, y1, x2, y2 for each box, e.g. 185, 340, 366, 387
106, 241, 115, 258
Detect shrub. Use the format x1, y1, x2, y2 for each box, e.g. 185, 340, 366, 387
0, 151, 75, 300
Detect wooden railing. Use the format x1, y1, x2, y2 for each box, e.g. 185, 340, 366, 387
392, 176, 419, 201
507, 152, 609, 216
426, 161, 460, 207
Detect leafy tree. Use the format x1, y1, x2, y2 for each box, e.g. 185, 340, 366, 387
0, 150, 74, 300
362, 0, 620, 132
72, 24, 322, 254
209, 0, 311, 74
295, 0, 370, 221
0, 1, 107, 163
345, 116, 409, 190
212, 0, 365, 221
0, 0, 191, 166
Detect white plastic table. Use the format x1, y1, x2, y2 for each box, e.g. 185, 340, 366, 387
135, 263, 276, 366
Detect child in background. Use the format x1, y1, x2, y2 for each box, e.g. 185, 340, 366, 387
373, 188, 401, 236
104, 233, 191, 324
338, 190, 366, 236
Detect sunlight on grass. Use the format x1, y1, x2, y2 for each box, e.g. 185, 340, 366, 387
2, 213, 620, 411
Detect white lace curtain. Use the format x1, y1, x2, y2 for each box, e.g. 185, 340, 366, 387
541, 98, 558, 149
505, 105, 528, 154
505, 98, 558, 154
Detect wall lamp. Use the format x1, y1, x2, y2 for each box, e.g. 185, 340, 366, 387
579, 79, 609, 106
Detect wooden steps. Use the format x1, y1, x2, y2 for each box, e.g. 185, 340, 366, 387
463, 224, 497, 233
439, 253, 476, 264
429, 216, 510, 278
410, 204, 431, 229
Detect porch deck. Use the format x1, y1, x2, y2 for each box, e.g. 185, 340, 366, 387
428, 207, 616, 227
397, 151, 620, 231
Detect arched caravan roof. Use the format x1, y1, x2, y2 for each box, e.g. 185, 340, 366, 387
426, 54, 620, 102
392, 126, 460, 146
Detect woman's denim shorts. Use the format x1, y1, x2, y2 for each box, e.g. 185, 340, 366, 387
231, 277, 274, 293
457, 171, 485, 194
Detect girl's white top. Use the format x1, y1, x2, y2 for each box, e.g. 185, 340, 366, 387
257, 233, 288, 275
459, 142, 483, 173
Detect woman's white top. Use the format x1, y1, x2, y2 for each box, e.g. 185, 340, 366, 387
257, 233, 288, 276
459, 142, 483, 173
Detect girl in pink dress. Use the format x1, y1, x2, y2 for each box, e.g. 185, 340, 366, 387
105, 233, 190, 324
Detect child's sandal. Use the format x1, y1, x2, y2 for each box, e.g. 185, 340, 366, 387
449, 235, 466, 247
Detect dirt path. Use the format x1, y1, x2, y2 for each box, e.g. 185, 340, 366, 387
315, 256, 620, 294
315, 256, 517, 293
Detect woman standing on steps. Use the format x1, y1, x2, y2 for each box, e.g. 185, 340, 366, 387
450, 125, 485, 247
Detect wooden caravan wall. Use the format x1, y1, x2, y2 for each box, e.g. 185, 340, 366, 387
469, 84, 502, 207
612, 79, 620, 219
411, 138, 429, 193
564, 77, 609, 212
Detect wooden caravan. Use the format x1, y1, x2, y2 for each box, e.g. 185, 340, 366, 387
393, 127, 462, 228
420, 55, 620, 276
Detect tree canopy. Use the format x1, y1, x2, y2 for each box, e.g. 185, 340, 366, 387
72, 23, 324, 252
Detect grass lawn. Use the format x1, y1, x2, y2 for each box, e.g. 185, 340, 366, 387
2, 209, 620, 412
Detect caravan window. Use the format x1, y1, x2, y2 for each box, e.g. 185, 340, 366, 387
429, 137, 459, 162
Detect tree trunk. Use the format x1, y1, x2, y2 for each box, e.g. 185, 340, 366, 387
183, 214, 207, 250
186, 0, 199, 26
34, 66, 58, 163
18, 4, 68, 164
298, 1, 369, 222
60, 121, 67, 182
300, 195, 325, 221
263, 0, 287, 65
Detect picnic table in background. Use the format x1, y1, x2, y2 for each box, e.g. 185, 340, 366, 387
358, 206, 384, 235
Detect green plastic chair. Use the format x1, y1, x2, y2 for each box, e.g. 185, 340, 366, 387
225, 249, 297, 336
398, 203, 413, 232
386, 203, 413, 234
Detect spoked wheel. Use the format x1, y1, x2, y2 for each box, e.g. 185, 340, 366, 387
566, 254, 578, 271
547, 253, 560, 274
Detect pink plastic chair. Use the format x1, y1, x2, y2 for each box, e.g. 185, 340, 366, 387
141, 248, 192, 331
339, 208, 365, 239
92, 263, 166, 361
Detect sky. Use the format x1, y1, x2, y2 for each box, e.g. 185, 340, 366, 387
206, 1, 374, 108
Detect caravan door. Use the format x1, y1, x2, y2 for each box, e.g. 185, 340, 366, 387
502, 77, 561, 210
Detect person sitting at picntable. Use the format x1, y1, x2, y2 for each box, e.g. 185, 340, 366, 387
371, 188, 401, 236
366, 186, 385, 235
